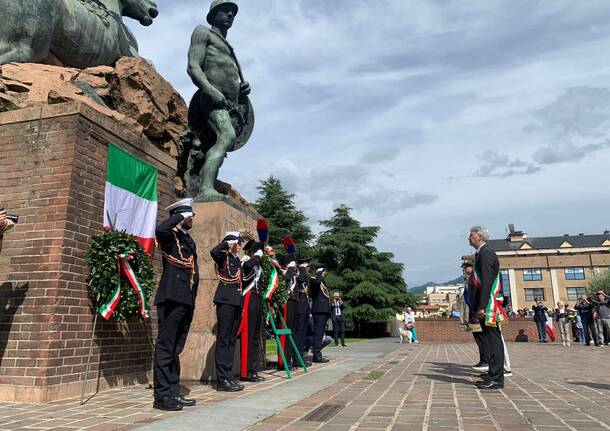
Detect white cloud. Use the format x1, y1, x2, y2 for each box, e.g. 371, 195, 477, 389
129, 1, 610, 285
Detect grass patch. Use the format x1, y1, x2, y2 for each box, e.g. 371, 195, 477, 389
364, 370, 383, 381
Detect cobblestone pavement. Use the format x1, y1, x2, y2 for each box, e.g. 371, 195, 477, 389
249, 343, 610, 431
0, 360, 336, 431
3, 342, 610, 431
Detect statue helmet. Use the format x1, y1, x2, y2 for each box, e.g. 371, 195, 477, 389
207, 0, 239, 25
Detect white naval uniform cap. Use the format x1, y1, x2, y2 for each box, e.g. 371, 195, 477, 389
165, 198, 194, 216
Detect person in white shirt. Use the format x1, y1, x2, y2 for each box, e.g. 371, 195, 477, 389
330, 292, 346, 346
404, 307, 419, 343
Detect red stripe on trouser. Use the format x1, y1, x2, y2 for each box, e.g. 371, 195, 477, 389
278, 303, 288, 367
240, 290, 252, 378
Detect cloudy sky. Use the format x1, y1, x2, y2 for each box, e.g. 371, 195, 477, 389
130, 0, 610, 287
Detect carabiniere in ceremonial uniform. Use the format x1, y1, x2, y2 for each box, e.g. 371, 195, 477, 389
153, 198, 199, 412
239, 240, 265, 382
310, 268, 331, 363
281, 261, 299, 369
293, 261, 312, 367
211, 231, 245, 392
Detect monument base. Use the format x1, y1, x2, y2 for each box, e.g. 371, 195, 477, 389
0, 102, 177, 402
179, 198, 259, 382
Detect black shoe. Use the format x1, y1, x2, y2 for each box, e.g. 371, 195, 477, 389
175, 395, 196, 407
334, 342, 339, 346
240, 373, 265, 382
153, 396, 183, 411
216, 378, 243, 392
295, 359, 312, 367
478, 372, 490, 379
475, 380, 504, 390
341, 344, 347, 347
230, 379, 245, 390
312, 356, 329, 363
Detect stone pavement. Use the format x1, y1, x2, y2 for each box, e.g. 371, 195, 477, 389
0, 339, 397, 431
250, 342, 610, 431
2, 341, 610, 430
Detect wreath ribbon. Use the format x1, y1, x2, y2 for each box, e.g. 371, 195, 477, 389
98, 251, 150, 320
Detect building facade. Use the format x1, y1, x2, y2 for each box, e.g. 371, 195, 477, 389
421, 284, 462, 315
463, 225, 610, 310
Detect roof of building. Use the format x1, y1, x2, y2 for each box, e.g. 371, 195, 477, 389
487, 233, 610, 252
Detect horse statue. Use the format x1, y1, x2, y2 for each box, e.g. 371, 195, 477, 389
0, 0, 158, 68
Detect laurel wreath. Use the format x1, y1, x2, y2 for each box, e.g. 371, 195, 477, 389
85, 230, 155, 321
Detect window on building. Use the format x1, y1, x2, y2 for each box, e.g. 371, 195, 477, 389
525, 288, 545, 301
523, 268, 542, 281
500, 270, 510, 296
567, 287, 588, 302
565, 267, 585, 280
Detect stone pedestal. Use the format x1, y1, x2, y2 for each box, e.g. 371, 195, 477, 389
0, 102, 176, 402
179, 199, 259, 381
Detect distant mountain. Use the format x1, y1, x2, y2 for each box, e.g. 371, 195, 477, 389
408, 276, 463, 295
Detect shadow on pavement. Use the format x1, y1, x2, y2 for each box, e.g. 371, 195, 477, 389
428, 361, 478, 377
416, 373, 474, 385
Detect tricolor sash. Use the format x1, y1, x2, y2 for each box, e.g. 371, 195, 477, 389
472, 269, 507, 327
98, 251, 150, 320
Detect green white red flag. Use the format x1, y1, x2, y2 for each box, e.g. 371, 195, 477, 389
103, 144, 158, 255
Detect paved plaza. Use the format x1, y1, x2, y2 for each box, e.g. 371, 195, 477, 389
1, 340, 610, 430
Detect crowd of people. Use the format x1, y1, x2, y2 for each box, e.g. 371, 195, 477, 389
525, 294, 610, 346
152, 198, 345, 411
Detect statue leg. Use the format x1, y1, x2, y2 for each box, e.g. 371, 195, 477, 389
0, 1, 57, 66
0, 44, 46, 65
196, 109, 236, 201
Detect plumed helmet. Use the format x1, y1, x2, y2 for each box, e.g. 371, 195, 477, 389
207, 0, 238, 25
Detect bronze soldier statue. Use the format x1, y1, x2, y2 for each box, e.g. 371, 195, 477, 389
186, 0, 254, 201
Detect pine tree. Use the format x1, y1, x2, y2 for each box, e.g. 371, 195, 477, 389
315, 205, 418, 335
254, 176, 314, 261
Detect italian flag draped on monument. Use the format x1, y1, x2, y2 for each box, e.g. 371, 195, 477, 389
103, 144, 158, 255
99, 144, 158, 320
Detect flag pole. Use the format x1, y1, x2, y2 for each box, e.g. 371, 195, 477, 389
80, 312, 99, 405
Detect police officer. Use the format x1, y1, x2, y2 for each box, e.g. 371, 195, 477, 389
239, 241, 265, 382
293, 261, 312, 366
211, 231, 245, 392
153, 198, 199, 411
310, 268, 331, 363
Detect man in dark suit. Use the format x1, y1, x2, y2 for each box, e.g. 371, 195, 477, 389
310, 268, 331, 363
464, 262, 489, 372
211, 231, 245, 392
469, 225, 504, 390
293, 261, 312, 367
330, 291, 346, 347
153, 198, 199, 411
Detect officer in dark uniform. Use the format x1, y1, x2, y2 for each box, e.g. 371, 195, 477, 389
310, 268, 331, 363
153, 198, 199, 411
282, 261, 298, 368
293, 261, 312, 367
239, 240, 265, 382
211, 231, 245, 392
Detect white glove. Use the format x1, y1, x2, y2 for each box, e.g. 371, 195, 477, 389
227, 239, 238, 247
254, 249, 263, 258
181, 212, 194, 220
241, 255, 251, 263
